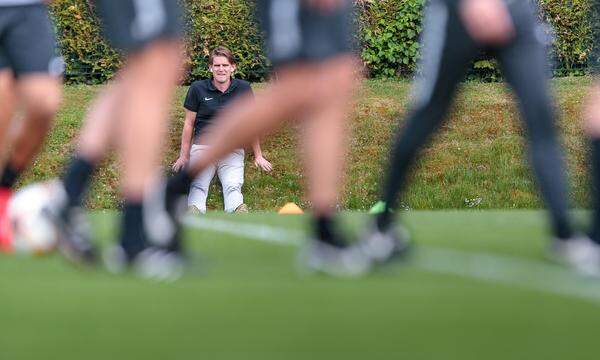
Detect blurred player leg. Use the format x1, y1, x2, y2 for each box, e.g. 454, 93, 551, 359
51, 82, 125, 264
0, 4, 62, 253
0, 69, 14, 253
496, 19, 573, 241
51, 0, 184, 279
299, 55, 355, 245
0, 69, 15, 158
115, 40, 182, 263
568, 80, 600, 276
368, 1, 477, 263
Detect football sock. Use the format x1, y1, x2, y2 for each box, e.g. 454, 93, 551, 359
167, 170, 193, 195
62, 156, 96, 208
0, 163, 19, 188
376, 210, 392, 232
120, 202, 146, 261
590, 138, 600, 244
314, 215, 345, 248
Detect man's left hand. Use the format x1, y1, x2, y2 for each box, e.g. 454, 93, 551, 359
254, 156, 273, 172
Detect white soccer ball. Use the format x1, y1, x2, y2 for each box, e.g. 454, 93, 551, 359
8, 181, 59, 256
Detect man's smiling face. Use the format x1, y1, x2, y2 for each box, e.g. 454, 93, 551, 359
210, 56, 236, 84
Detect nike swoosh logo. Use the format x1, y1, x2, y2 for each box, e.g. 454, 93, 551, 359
204, 97, 213, 101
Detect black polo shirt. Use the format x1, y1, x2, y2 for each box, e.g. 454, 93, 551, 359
183, 78, 253, 139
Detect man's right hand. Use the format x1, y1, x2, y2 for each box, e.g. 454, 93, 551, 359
459, 0, 515, 46
172, 155, 189, 172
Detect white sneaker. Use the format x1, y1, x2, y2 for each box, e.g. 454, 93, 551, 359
551, 235, 600, 277
360, 223, 411, 264
298, 240, 371, 277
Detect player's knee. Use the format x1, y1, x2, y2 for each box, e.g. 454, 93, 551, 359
20, 80, 62, 120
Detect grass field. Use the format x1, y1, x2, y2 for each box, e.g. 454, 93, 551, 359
21, 76, 595, 211
2, 210, 599, 359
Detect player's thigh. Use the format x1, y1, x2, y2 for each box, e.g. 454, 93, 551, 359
16, 75, 62, 117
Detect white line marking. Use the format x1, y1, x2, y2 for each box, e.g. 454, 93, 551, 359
184, 216, 302, 245
183, 216, 600, 304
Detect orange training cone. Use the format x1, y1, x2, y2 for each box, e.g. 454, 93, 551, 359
278, 202, 304, 215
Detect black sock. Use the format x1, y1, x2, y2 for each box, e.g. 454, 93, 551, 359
313, 215, 345, 248
120, 202, 146, 260
62, 156, 95, 208
376, 210, 392, 232
590, 139, 600, 244
0, 164, 20, 188
167, 170, 193, 196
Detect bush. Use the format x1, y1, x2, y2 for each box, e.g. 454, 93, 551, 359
539, 0, 595, 76
357, 0, 423, 78
49, 0, 597, 83
50, 0, 268, 84
49, 0, 121, 84
182, 0, 268, 82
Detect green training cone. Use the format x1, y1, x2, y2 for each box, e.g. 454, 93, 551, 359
368, 201, 386, 214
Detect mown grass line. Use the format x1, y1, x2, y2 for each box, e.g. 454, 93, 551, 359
22, 77, 593, 210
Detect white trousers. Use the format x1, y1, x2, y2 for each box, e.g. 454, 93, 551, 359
188, 144, 245, 213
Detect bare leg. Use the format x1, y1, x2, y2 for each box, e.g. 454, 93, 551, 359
8, 75, 61, 171
0, 70, 15, 161
300, 56, 357, 216
116, 40, 183, 201
74, 81, 126, 163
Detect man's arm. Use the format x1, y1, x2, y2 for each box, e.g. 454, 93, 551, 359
172, 109, 196, 172
252, 138, 272, 172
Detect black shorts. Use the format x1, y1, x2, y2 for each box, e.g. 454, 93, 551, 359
95, 0, 183, 53
0, 4, 62, 77
257, 0, 355, 67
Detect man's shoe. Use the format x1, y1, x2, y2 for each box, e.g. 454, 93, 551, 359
188, 205, 202, 215
234, 203, 249, 213
359, 222, 411, 264
0, 187, 12, 253
103, 244, 184, 282
551, 235, 600, 277
298, 240, 371, 277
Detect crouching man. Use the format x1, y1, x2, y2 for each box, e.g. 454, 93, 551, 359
172, 46, 272, 213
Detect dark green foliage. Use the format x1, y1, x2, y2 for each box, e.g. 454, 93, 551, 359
49, 0, 121, 84
182, 0, 269, 82
49, 0, 268, 84
49, 0, 597, 83
539, 0, 594, 76
357, 0, 423, 78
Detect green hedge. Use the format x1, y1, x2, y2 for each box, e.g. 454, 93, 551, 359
357, 0, 423, 78
539, 0, 595, 76
49, 0, 597, 83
